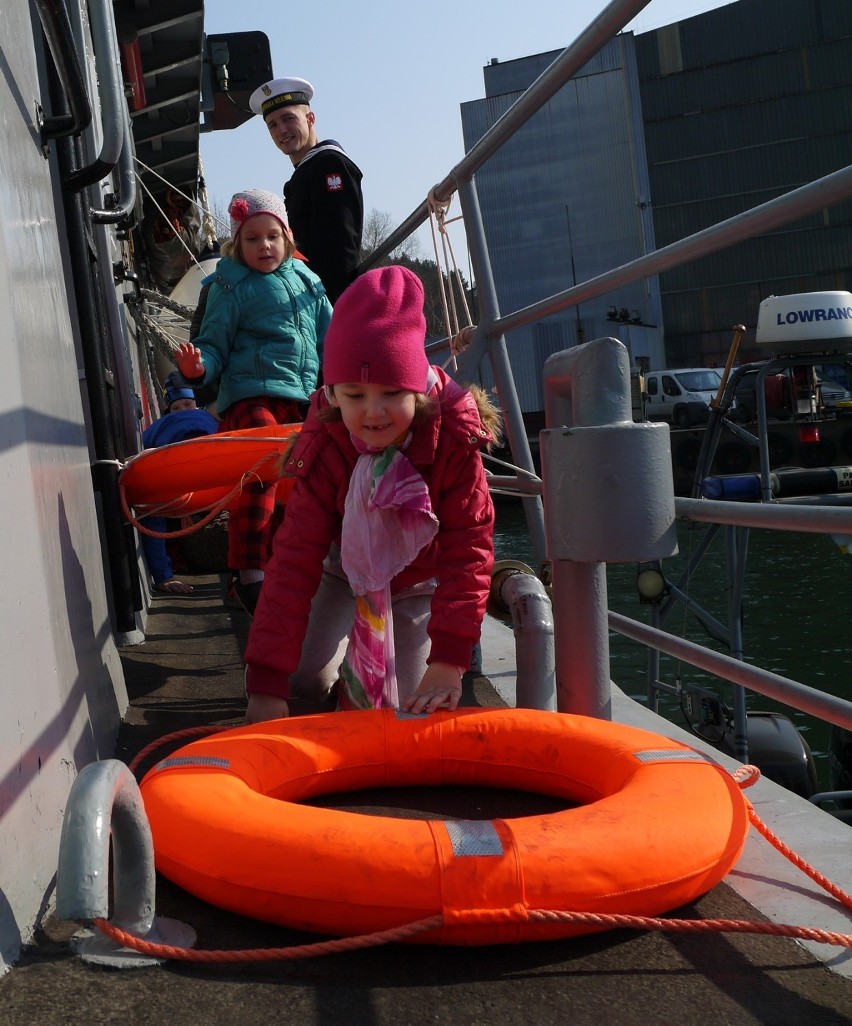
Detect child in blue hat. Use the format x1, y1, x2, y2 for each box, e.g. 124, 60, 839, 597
139, 377, 219, 593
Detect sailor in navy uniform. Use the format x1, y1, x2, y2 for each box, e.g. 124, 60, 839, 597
249, 77, 363, 303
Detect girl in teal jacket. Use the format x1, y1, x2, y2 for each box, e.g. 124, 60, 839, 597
178, 188, 332, 613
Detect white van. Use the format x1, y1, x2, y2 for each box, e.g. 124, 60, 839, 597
643, 367, 722, 427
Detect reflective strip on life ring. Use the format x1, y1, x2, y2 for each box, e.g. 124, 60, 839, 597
121, 423, 301, 507
139, 708, 750, 946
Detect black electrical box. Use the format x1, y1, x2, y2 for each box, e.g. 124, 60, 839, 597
202, 32, 273, 132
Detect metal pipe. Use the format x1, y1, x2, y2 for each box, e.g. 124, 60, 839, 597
541, 337, 677, 719
543, 337, 633, 429
360, 0, 653, 267
91, 102, 137, 224
457, 175, 547, 567
60, 132, 140, 633
485, 476, 544, 497
725, 525, 749, 763
553, 560, 611, 719
65, 0, 126, 191
676, 495, 852, 534
33, 0, 92, 139
492, 163, 852, 338
489, 568, 555, 710
56, 760, 197, 965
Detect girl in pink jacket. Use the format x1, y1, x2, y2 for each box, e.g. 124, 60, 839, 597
244, 265, 500, 723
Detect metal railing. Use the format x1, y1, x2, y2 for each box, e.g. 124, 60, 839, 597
362, 0, 852, 770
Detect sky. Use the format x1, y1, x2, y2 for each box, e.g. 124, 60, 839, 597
199, 0, 735, 254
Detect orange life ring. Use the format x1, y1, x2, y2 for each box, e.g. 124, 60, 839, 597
139, 708, 749, 946
131, 480, 296, 518
121, 423, 301, 508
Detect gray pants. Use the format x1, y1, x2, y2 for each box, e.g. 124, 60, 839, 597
290, 547, 437, 709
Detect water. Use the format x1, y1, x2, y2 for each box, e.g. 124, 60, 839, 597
494, 500, 852, 789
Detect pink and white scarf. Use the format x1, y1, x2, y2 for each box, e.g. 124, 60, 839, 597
337, 437, 438, 709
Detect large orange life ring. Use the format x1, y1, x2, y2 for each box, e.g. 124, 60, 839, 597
139, 708, 749, 946
121, 423, 301, 509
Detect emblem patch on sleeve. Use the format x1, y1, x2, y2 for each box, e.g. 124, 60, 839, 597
325, 173, 343, 192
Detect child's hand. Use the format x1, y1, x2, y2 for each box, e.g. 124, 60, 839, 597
155, 578, 193, 594
403, 662, 464, 714
244, 693, 290, 724
176, 341, 204, 380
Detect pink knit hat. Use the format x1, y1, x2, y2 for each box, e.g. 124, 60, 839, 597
323, 266, 429, 392
228, 189, 290, 239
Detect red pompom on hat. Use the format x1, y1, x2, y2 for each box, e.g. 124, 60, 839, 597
228, 189, 290, 239
323, 266, 429, 392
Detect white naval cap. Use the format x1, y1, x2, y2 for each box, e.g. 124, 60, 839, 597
249, 77, 314, 118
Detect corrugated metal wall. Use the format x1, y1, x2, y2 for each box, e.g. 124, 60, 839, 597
637, 0, 852, 366
461, 37, 663, 414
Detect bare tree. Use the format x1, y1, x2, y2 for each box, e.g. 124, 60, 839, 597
358, 209, 477, 340
361, 208, 421, 263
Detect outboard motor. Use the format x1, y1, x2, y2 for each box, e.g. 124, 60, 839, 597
828, 725, 852, 808
719, 711, 818, 799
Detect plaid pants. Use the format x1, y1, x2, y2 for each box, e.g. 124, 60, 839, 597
218, 397, 304, 571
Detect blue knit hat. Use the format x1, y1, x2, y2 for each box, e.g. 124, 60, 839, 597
163, 370, 196, 409
164, 385, 195, 407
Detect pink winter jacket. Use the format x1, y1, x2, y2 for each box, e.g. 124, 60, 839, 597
245, 367, 496, 699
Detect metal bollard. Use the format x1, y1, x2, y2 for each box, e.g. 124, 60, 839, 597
541, 337, 678, 718
56, 759, 195, 967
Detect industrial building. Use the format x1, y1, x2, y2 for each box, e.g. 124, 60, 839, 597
460, 0, 852, 418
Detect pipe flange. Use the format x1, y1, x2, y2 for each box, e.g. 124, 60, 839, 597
487, 559, 537, 620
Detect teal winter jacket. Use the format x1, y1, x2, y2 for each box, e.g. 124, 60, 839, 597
193, 255, 332, 413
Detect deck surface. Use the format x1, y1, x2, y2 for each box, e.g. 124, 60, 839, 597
2, 575, 850, 1026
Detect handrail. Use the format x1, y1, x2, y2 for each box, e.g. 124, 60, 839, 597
360, 0, 652, 270
609, 610, 852, 732
33, 0, 92, 140
357, 0, 852, 774
676, 496, 852, 534
491, 164, 852, 340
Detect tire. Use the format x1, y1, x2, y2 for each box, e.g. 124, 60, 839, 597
799, 439, 836, 468
767, 432, 794, 466
674, 438, 702, 472
840, 428, 852, 460
674, 407, 691, 428
714, 442, 751, 475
